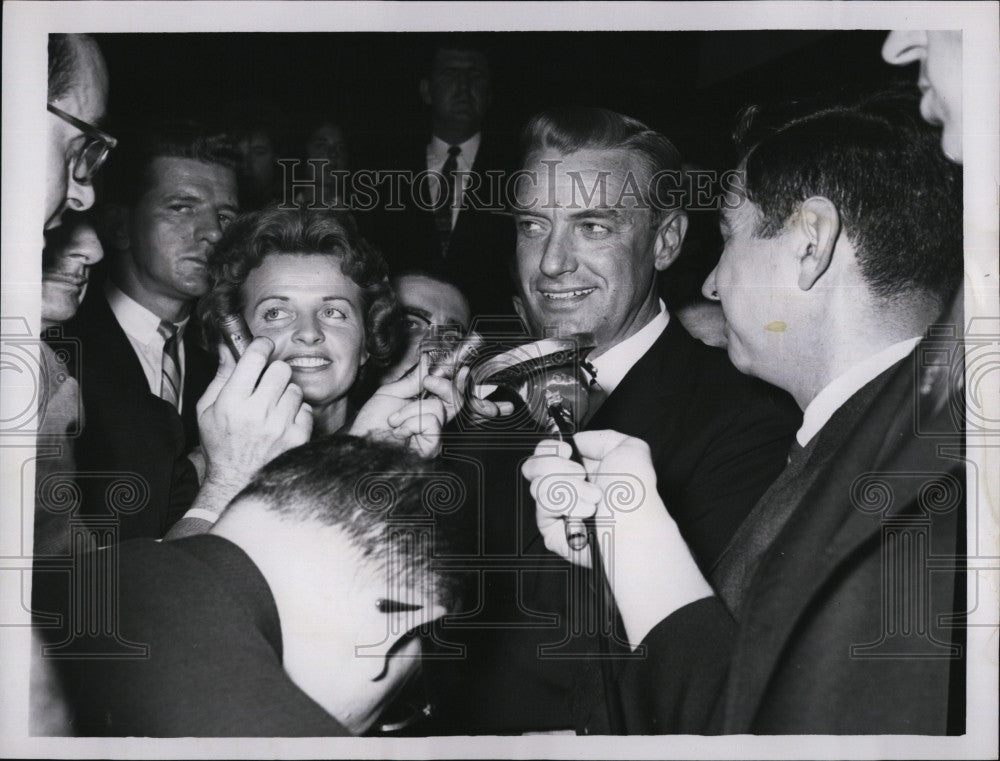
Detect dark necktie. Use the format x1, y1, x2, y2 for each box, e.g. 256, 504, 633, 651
581, 359, 608, 427
157, 320, 181, 410
434, 145, 462, 257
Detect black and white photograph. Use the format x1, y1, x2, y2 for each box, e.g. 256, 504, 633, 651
1, 1, 997, 758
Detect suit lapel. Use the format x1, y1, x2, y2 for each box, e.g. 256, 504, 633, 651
585, 318, 693, 437
722, 361, 912, 731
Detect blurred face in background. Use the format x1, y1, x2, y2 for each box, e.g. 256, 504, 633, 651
236, 130, 277, 199
882, 30, 963, 162
305, 123, 350, 175
384, 273, 471, 382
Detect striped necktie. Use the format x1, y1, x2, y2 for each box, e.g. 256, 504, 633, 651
157, 320, 181, 410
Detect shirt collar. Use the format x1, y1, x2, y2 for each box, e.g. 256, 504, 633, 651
427, 132, 481, 171
105, 279, 189, 345
588, 300, 670, 395
797, 336, 921, 446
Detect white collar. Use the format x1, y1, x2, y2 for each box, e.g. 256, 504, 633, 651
797, 336, 921, 446
105, 279, 188, 345
427, 133, 481, 169
588, 301, 670, 395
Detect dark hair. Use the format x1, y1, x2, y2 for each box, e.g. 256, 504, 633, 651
231, 434, 463, 611
520, 107, 684, 221
735, 88, 963, 304
391, 265, 469, 304
104, 120, 240, 205
201, 204, 402, 375
423, 34, 491, 78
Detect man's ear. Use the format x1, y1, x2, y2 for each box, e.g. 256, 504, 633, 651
652, 209, 689, 272
102, 203, 131, 252
418, 78, 432, 107
795, 196, 841, 291
355, 603, 447, 681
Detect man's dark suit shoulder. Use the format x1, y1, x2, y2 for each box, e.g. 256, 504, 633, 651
33, 535, 350, 736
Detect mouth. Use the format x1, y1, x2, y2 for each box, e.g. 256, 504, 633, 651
285, 355, 333, 370
538, 287, 597, 304
43, 273, 86, 289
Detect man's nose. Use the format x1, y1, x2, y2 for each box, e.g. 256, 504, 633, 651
538, 230, 577, 278
702, 267, 721, 302
292, 314, 324, 344
882, 30, 927, 66
64, 177, 96, 216
198, 211, 225, 245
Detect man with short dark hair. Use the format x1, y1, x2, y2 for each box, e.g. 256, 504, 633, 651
62, 123, 239, 540
373, 39, 515, 318
32, 435, 460, 736
425, 107, 800, 734
523, 89, 965, 734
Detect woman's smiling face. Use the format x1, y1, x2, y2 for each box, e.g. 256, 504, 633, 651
242, 252, 368, 408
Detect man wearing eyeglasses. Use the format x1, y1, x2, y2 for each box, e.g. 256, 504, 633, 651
45, 34, 112, 231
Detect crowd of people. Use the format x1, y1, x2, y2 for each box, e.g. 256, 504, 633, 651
28, 30, 967, 737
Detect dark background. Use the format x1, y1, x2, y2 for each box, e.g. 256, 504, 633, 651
93, 30, 917, 302
96, 30, 911, 169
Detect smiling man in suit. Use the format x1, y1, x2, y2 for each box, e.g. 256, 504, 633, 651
423, 107, 800, 735
522, 88, 965, 734
63, 122, 239, 541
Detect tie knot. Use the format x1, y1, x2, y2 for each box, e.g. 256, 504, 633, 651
157, 320, 178, 342
447, 145, 461, 158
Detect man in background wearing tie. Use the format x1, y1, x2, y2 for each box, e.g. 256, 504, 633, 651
372, 38, 515, 318
62, 122, 240, 541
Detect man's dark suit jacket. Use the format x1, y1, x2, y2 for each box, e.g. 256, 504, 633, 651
614, 345, 965, 734
423, 317, 802, 733
60, 286, 216, 541
32, 534, 350, 736
367, 131, 516, 318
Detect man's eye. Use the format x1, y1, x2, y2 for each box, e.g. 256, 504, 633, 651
218, 214, 235, 229
580, 222, 611, 236
517, 219, 545, 236
169, 204, 193, 213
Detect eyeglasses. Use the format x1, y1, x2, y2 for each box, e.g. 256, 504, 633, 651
47, 103, 118, 184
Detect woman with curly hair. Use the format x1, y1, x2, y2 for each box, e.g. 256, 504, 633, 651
201, 204, 402, 436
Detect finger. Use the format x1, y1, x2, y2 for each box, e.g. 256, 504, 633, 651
522, 450, 585, 485
423, 374, 461, 409
221, 337, 275, 397
531, 439, 573, 460
269, 380, 304, 428
378, 363, 422, 400
294, 402, 314, 438
389, 398, 447, 429
572, 429, 650, 474
197, 342, 238, 414
252, 358, 294, 407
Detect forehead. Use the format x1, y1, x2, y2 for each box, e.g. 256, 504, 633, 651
517, 147, 649, 211
432, 49, 489, 74
143, 156, 237, 196
61, 37, 109, 121
396, 274, 470, 321
246, 253, 360, 295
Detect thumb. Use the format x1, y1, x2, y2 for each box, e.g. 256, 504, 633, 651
572, 430, 648, 476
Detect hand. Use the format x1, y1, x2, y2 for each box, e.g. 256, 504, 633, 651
521, 431, 660, 566
350, 363, 447, 458
523, 430, 713, 647
197, 337, 313, 495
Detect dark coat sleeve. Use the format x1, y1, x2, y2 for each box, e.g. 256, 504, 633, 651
616, 598, 735, 734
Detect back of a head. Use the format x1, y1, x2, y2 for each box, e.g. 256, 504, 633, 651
103, 120, 240, 207
229, 435, 463, 612
735, 87, 963, 306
